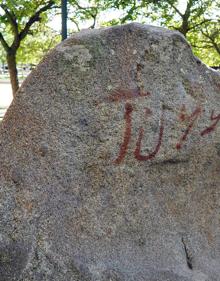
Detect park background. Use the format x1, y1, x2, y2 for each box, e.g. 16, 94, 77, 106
0, 0, 219, 120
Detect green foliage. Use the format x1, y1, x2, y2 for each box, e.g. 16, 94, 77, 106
68, 0, 219, 66
144, 0, 220, 65
0, 0, 219, 70
68, 0, 145, 29
0, 0, 57, 42
0, 0, 57, 94
17, 25, 60, 64
188, 19, 220, 66
68, 0, 110, 29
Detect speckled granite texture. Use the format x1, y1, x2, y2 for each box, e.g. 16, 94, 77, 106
0, 23, 220, 281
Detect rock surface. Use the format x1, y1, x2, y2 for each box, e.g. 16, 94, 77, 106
0, 23, 220, 281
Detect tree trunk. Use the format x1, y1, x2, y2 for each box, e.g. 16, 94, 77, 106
179, 18, 189, 37
6, 52, 19, 96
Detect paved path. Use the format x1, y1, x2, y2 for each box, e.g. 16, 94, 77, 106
0, 82, 13, 120
0, 82, 13, 108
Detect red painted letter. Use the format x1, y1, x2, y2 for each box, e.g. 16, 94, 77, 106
176, 106, 202, 150
134, 109, 164, 161
114, 103, 133, 164
201, 110, 220, 136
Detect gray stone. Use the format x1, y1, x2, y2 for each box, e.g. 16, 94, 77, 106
0, 23, 220, 280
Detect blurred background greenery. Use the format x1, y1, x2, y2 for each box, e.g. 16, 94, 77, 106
0, 0, 219, 103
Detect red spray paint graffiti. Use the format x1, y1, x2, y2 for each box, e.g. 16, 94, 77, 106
106, 88, 150, 103
114, 103, 133, 164
106, 88, 220, 164
201, 111, 220, 136
176, 105, 202, 150
108, 88, 164, 164
134, 109, 164, 161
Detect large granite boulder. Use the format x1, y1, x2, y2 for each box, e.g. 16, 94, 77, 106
0, 23, 220, 281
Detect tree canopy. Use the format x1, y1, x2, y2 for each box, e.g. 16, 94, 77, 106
66, 0, 219, 66
147, 0, 220, 65
0, 0, 219, 97
0, 0, 57, 95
